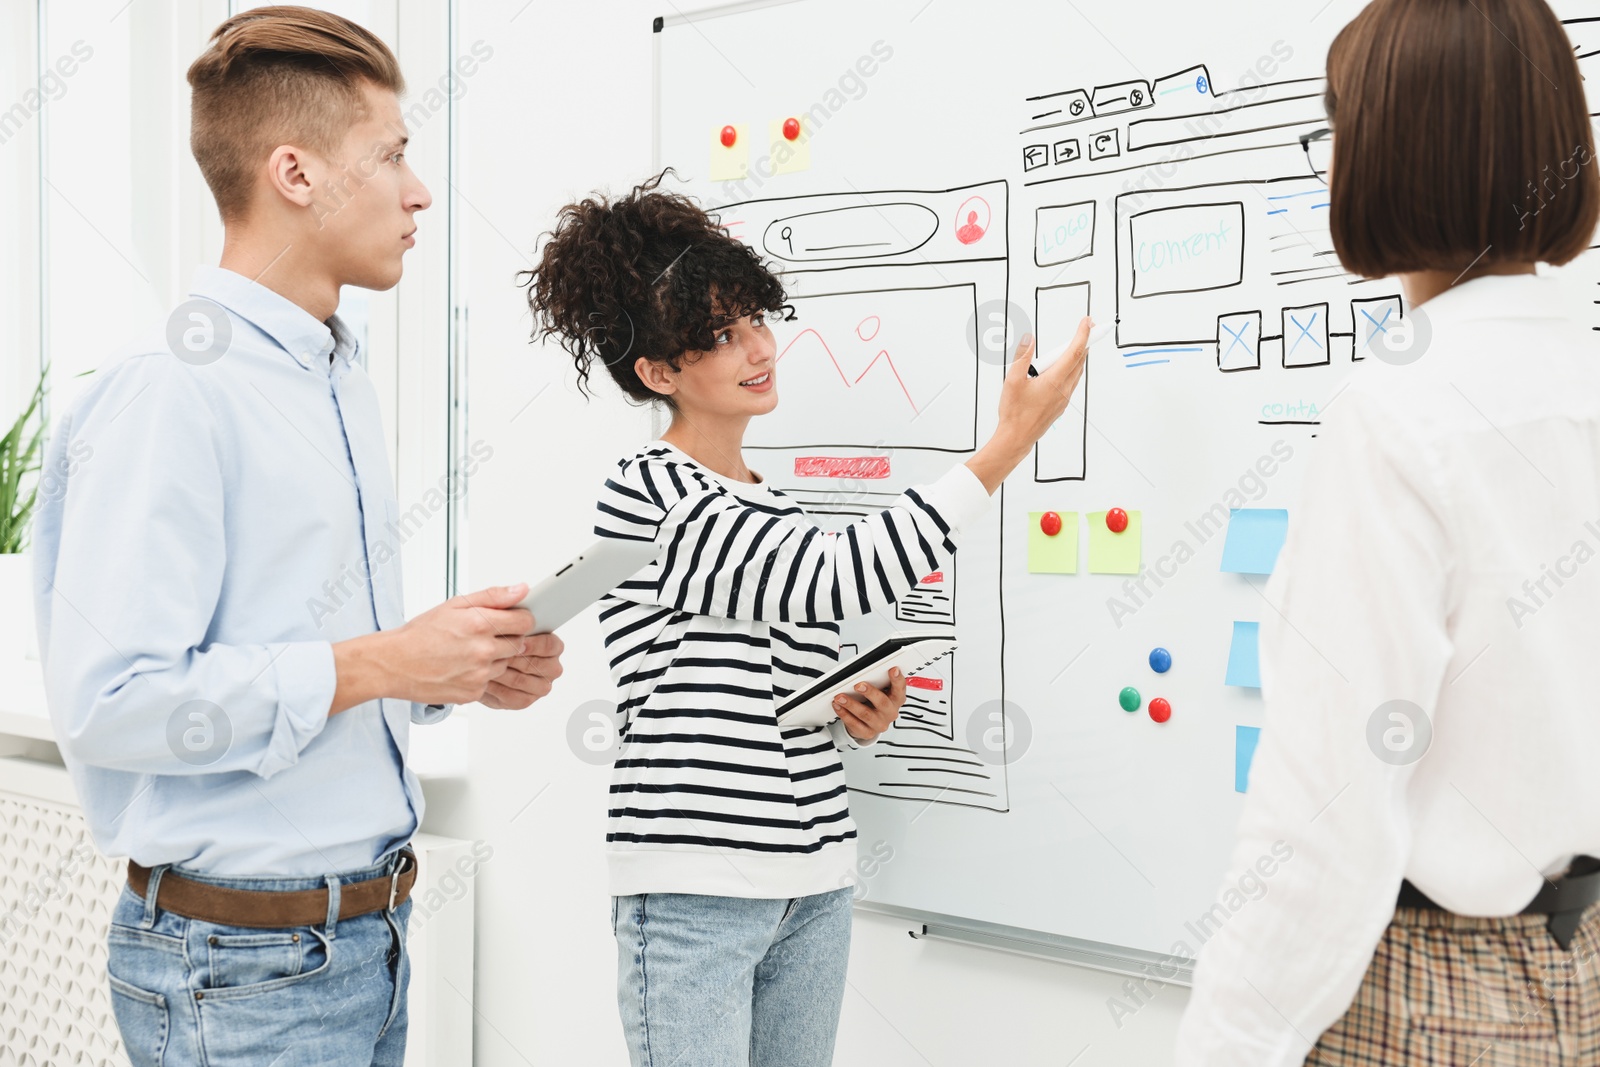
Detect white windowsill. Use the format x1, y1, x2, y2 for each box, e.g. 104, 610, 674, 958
0, 663, 51, 743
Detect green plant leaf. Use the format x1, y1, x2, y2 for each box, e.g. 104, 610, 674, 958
0, 366, 49, 555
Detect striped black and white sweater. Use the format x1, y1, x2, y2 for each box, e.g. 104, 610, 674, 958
592, 441, 991, 898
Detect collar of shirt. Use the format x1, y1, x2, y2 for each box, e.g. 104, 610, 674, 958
1421, 270, 1567, 325
189, 264, 361, 372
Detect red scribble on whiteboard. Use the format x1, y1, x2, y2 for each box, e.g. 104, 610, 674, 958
906, 676, 945, 691
919, 572, 944, 584
954, 196, 991, 244
793, 456, 892, 479
856, 316, 881, 341
777, 327, 919, 412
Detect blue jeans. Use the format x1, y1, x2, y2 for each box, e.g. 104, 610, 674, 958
612, 888, 854, 1067
105, 854, 413, 1067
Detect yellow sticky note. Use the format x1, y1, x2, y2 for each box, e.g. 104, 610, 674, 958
1028, 511, 1078, 574
768, 116, 811, 175
710, 124, 749, 182
1088, 510, 1142, 574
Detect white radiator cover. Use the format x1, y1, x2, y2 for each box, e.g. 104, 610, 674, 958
0, 781, 477, 1066
0, 792, 122, 1066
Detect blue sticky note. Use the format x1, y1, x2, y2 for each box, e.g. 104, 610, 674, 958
1226, 621, 1261, 688
1220, 508, 1289, 574
1235, 725, 1261, 793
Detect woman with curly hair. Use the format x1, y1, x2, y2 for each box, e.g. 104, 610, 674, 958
524, 170, 1090, 1066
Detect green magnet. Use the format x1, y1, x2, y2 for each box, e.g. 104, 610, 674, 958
1119, 686, 1141, 712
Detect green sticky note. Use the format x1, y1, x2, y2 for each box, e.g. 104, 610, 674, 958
1088, 510, 1142, 574
1027, 511, 1078, 573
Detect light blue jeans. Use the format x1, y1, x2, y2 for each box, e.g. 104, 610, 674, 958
612, 887, 854, 1067
105, 853, 412, 1067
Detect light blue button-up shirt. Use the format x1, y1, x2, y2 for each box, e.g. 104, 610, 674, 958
32, 265, 449, 876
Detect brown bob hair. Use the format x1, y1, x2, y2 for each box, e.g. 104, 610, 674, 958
187, 6, 404, 223
1325, 0, 1598, 277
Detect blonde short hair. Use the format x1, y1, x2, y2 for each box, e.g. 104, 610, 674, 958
186, 5, 404, 222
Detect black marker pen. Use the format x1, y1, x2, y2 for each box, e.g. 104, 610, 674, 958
1027, 322, 1113, 375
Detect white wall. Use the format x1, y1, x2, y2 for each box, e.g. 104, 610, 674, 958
420, 3, 1190, 1064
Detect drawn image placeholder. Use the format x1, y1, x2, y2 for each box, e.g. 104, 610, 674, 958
746, 284, 980, 452
1128, 201, 1245, 298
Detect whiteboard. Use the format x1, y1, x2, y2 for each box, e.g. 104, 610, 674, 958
654, 0, 1600, 969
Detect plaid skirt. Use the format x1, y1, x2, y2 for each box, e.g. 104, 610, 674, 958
1306, 903, 1600, 1065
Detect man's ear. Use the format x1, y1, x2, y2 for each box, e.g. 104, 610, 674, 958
265, 144, 320, 211
634, 355, 677, 397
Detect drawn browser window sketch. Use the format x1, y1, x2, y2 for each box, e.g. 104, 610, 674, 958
657, 0, 1600, 965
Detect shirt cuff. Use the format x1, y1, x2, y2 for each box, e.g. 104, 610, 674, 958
916, 462, 993, 535
412, 702, 455, 725
257, 641, 336, 779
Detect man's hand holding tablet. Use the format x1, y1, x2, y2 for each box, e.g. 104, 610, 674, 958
402, 585, 564, 709
332, 583, 560, 712
481, 624, 566, 709
493, 538, 666, 707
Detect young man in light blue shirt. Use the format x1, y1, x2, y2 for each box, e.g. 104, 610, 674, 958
29, 8, 560, 1064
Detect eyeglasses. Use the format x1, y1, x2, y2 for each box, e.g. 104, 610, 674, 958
1299, 127, 1332, 184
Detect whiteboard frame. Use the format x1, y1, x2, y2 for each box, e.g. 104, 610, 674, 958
652, 0, 808, 173
858, 900, 1194, 985
651, 0, 1194, 982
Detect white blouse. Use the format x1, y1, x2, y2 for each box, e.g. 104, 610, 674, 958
1175, 272, 1600, 1066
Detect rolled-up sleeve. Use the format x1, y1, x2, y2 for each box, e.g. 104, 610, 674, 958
40, 357, 336, 778
411, 702, 454, 725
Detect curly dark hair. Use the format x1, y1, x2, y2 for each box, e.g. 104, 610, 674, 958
521, 170, 789, 405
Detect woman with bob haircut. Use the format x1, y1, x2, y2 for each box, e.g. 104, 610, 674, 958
1176, 0, 1600, 1064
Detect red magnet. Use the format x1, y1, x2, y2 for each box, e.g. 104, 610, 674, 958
1106, 507, 1129, 533
1040, 511, 1063, 537
720, 125, 738, 148
1148, 697, 1171, 723
782, 117, 801, 141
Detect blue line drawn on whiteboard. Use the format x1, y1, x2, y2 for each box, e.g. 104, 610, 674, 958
1014, 58, 1410, 481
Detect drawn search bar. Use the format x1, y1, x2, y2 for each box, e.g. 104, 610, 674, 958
762, 203, 939, 262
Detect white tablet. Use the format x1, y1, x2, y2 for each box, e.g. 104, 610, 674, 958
774, 632, 958, 728
517, 537, 662, 635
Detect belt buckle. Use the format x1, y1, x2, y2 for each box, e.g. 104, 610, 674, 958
388, 850, 414, 912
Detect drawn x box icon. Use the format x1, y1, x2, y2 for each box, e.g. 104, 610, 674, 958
1217, 310, 1261, 372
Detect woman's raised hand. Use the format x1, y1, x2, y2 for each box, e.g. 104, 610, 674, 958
965, 317, 1093, 493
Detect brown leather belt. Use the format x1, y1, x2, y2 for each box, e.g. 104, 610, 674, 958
126, 849, 417, 929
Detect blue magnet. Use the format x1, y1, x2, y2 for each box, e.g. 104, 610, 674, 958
1148, 647, 1172, 673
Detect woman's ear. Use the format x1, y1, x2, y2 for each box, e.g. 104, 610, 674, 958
634, 355, 677, 397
